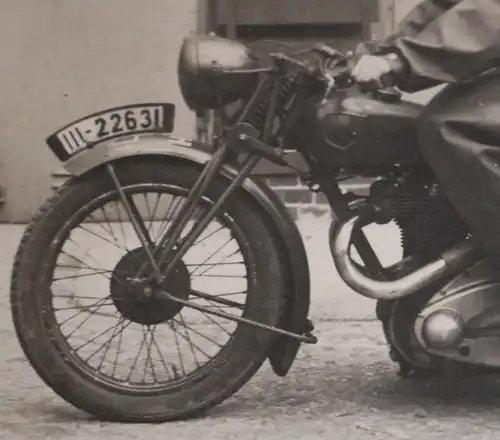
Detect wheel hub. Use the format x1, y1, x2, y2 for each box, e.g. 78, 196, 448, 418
110, 247, 191, 325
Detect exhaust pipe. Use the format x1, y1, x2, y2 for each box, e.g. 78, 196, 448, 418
329, 215, 481, 300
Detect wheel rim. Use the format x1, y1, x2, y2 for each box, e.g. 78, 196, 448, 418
40, 183, 255, 394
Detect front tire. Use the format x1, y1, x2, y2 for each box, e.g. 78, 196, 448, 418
11, 159, 285, 422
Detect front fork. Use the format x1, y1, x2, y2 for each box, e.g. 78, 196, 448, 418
120, 72, 283, 285
150, 144, 259, 281
105, 141, 317, 344
106, 139, 254, 283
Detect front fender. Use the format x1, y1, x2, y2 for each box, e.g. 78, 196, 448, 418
60, 133, 311, 376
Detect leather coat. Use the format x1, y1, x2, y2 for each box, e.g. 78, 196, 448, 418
358, 0, 500, 92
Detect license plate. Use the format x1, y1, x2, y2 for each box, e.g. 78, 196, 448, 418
47, 103, 175, 161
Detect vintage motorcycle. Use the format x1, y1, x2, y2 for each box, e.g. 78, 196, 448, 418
10, 34, 500, 423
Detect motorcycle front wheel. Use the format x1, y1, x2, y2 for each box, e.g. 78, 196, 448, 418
10, 159, 285, 422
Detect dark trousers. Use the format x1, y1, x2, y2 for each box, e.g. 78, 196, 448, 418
418, 72, 500, 261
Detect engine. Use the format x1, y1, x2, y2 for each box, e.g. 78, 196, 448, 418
369, 172, 470, 261
336, 172, 500, 375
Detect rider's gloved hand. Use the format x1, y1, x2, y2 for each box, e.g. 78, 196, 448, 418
352, 53, 406, 91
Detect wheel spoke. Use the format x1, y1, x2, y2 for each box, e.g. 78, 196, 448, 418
75, 319, 129, 354
84, 315, 130, 365
130, 193, 157, 248
189, 237, 234, 276
184, 261, 243, 267
56, 263, 112, 271
96, 315, 126, 371
151, 326, 175, 380
172, 316, 224, 349
53, 303, 114, 311
62, 241, 109, 279
76, 224, 127, 253
192, 307, 232, 337
127, 326, 148, 381
192, 224, 224, 247
147, 193, 162, 238
53, 269, 113, 282
87, 209, 119, 243
209, 291, 247, 297
113, 200, 129, 250
154, 195, 184, 243
168, 322, 186, 377
142, 326, 158, 383
98, 206, 117, 240
57, 296, 110, 330
54, 293, 111, 300
111, 318, 127, 377
174, 312, 205, 364
194, 248, 242, 278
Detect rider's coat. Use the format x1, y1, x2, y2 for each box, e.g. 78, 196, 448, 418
360, 0, 500, 261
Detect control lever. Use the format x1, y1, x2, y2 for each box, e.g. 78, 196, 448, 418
372, 73, 402, 102
374, 87, 402, 103
312, 43, 340, 58
321, 72, 336, 104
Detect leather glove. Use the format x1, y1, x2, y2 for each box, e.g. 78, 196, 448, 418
353, 55, 392, 83
352, 53, 406, 90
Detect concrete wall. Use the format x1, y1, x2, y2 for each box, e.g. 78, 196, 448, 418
0, 0, 199, 222
0, 0, 443, 222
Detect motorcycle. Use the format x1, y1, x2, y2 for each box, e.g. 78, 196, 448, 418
10, 34, 500, 423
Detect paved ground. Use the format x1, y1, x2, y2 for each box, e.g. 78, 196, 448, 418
2, 219, 500, 439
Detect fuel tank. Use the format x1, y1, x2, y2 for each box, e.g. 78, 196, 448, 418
285, 88, 426, 170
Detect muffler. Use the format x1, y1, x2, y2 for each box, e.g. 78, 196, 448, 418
329, 215, 481, 300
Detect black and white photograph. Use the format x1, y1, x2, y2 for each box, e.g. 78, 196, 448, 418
1, 1, 500, 438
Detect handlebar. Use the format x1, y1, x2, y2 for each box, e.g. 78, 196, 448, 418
270, 48, 353, 92
270, 44, 399, 97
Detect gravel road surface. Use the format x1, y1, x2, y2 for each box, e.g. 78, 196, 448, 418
1, 220, 499, 440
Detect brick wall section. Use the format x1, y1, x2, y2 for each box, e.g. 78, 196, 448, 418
267, 175, 330, 220
265, 174, 372, 220
51, 171, 370, 221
